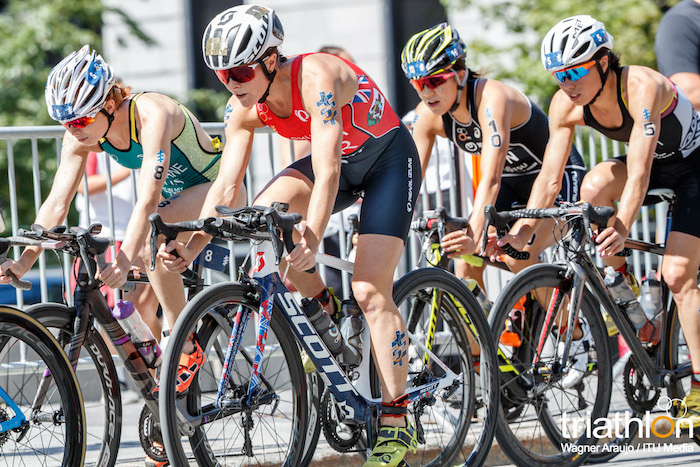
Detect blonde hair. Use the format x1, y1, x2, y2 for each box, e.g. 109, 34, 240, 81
105, 80, 131, 108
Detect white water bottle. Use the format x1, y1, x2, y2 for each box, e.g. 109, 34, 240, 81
603, 266, 648, 330
112, 299, 162, 368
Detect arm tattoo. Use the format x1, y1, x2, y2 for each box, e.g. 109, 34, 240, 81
153, 150, 166, 180
642, 108, 656, 137
316, 91, 338, 125
488, 119, 503, 148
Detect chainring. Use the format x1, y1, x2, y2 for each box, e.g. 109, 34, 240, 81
320, 388, 361, 452
623, 357, 660, 414
138, 404, 168, 462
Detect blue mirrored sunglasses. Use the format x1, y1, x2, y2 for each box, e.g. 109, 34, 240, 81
551, 60, 597, 84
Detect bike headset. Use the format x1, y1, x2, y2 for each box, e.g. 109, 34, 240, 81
541, 15, 615, 106
202, 4, 284, 104
401, 22, 469, 113
45, 45, 117, 138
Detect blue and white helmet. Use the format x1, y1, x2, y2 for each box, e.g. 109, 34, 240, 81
541, 15, 614, 72
202, 4, 284, 70
45, 45, 116, 123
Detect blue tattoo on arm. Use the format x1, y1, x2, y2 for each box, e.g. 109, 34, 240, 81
316, 91, 338, 125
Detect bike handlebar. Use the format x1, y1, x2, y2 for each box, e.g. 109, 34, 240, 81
149, 204, 315, 274
482, 203, 615, 260
0, 223, 136, 292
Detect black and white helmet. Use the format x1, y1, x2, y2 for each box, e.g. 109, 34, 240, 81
541, 15, 614, 72
202, 4, 284, 70
45, 45, 116, 123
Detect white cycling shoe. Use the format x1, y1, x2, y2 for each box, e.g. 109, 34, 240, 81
558, 320, 592, 389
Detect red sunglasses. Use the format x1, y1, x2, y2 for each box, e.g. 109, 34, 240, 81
62, 115, 95, 130
215, 63, 259, 85
410, 71, 456, 91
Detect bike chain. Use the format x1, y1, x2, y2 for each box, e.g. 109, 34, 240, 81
0, 407, 9, 447
138, 404, 168, 462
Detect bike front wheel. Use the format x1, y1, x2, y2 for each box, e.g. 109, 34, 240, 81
158, 281, 308, 466
0, 306, 86, 466
392, 268, 499, 467
25, 302, 122, 467
488, 263, 612, 467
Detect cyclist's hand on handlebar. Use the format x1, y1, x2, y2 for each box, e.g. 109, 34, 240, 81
157, 239, 196, 274
441, 228, 477, 259
0, 259, 28, 284
483, 232, 506, 263
494, 231, 528, 256
595, 220, 628, 258
285, 222, 317, 272
98, 260, 129, 289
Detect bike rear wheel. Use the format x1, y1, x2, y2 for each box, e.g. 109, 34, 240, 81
0, 306, 86, 466
159, 281, 308, 466
25, 302, 122, 467
665, 299, 700, 446
392, 268, 499, 467
488, 264, 612, 467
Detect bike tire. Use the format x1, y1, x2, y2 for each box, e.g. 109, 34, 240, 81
24, 302, 122, 467
392, 268, 499, 467
664, 298, 700, 446
159, 281, 308, 467
487, 263, 612, 467
0, 306, 86, 467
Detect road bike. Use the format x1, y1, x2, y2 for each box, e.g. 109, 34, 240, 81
482, 195, 699, 466
0, 223, 212, 466
154, 204, 499, 466
0, 302, 86, 466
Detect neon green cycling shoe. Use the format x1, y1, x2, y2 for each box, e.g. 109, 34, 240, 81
364, 418, 418, 467
677, 386, 700, 430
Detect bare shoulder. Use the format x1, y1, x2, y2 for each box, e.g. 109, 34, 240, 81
414, 101, 446, 137
549, 90, 584, 128
298, 53, 357, 104
60, 131, 94, 158
624, 66, 668, 107
223, 94, 263, 132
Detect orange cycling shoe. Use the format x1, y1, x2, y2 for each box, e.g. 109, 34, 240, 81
153, 339, 205, 395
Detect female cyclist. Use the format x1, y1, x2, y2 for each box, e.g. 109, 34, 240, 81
513, 14, 700, 428
157, 5, 420, 466
400, 23, 586, 277
401, 23, 593, 388
0, 46, 245, 464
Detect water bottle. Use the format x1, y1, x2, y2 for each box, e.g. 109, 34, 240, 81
338, 298, 364, 367
112, 299, 162, 368
638, 271, 663, 344
300, 297, 344, 356
603, 266, 648, 330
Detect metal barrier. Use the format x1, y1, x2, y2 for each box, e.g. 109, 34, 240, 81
0, 123, 666, 307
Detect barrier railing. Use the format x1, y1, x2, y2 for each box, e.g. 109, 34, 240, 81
0, 123, 664, 307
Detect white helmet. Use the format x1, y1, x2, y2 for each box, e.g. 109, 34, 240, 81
45, 45, 116, 123
202, 4, 284, 70
541, 15, 614, 72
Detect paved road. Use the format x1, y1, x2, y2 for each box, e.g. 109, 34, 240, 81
106, 396, 699, 467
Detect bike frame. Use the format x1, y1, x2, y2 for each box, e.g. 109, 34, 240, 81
0, 385, 25, 432
213, 248, 462, 436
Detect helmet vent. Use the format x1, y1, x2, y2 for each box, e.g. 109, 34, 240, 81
238, 26, 253, 60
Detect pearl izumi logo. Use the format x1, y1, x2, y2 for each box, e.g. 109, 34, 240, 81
560, 396, 695, 455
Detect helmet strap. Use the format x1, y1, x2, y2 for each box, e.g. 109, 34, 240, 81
586, 54, 611, 106
257, 56, 277, 104
450, 72, 469, 113
100, 108, 114, 139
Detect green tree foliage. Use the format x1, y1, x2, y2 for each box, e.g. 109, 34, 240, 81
0, 0, 152, 231
442, 0, 679, 109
